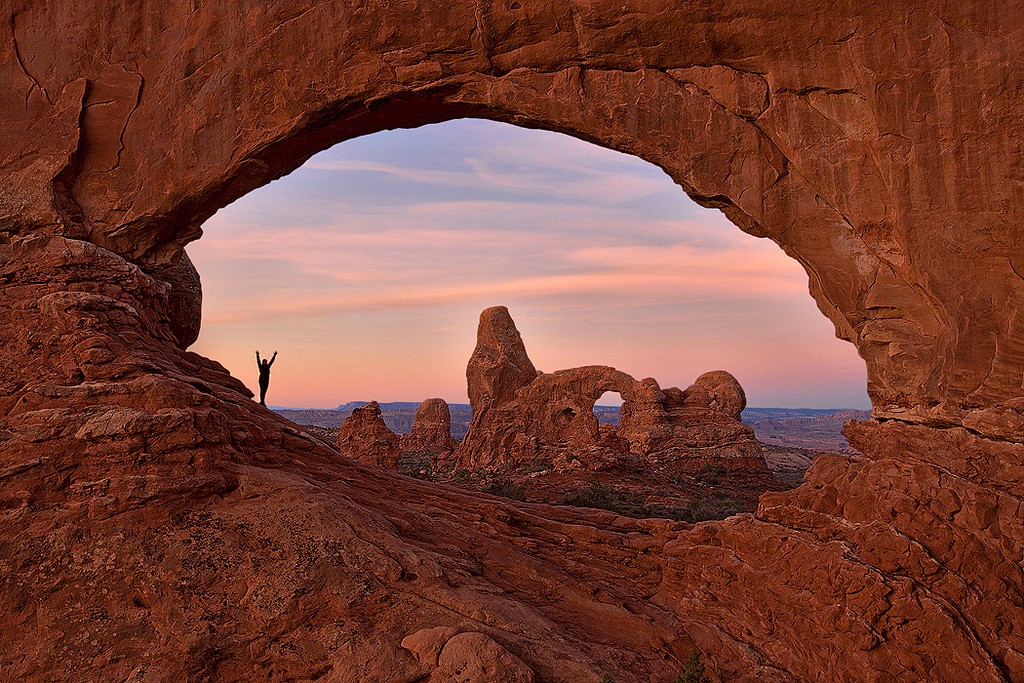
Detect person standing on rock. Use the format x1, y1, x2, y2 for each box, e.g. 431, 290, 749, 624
256, 350, 277, 406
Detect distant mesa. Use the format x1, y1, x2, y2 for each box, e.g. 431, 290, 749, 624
336, 400, 424, 412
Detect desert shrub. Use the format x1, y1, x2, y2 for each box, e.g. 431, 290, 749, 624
483, 476, 527, 501
600, 675, 617, 683
517, 457, 553, 474
696, 461, 727, 485
673, 493, 749, 523
451, 468, 479, 483
562, 481, 619, 510
561, 482, 649, 516
396, 455, 458, 482
674, 651, 709, 683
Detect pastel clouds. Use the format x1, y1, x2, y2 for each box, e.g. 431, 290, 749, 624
189, 120, 869, 409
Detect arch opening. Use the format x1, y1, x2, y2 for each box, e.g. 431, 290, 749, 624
189, 118, 870, 421
592, 391, 623, 427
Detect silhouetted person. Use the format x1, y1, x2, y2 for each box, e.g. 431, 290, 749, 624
256, 350, 277, 406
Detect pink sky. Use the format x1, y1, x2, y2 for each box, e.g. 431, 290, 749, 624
188, 120, 870, 409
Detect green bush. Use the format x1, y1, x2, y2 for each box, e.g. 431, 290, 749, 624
561, 481, 649, 516
483, 476, 527, 501
696, 461, 727, 485
674, 650, 709, 683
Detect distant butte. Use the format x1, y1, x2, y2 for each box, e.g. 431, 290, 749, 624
1, 2, 1022, 681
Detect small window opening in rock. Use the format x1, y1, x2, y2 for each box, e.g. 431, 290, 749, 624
593, 392, 623, 428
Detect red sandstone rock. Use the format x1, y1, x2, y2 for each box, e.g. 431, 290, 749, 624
400, 398, 456, 455
400, 628, 536, 682
145, 249, 202, 350
436, 631, 536, 683
466, 306, 538, 410
456, 309, 763, 470
402, 626, 462, 668
692, 370, 746, 421
1, 3, 1023, 681
336, 401, 400, 469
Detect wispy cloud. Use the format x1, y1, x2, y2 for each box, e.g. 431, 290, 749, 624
190, 120, 868, 409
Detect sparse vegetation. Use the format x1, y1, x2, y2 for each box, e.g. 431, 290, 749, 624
600, 675, 617, 683
516, 457, 553, 474
674, 650, 710, 683
561, 481, 647, 516
397, 454, 458, 482
696, 461, 727, 485
483, 476, 527, 501
673, 493, 748, 523
451, 468, 481, 483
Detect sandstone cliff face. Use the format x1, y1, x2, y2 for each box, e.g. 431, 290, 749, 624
2, 2, 1024, 681
456, 308, 763, 470
335, 401, 400, 469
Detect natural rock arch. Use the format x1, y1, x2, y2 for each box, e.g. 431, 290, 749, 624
6, 1, 1024, 437
2, 2, 1023, 681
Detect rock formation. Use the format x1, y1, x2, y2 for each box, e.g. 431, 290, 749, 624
456, 308, 763, 470
400, 398, 457, 455
336, 401, 400, 468
2, 3, 1023, 681
466, 306, 539, 410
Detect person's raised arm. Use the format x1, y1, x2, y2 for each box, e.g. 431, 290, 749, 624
269, 351, 278, 367
256, 351, 261, 366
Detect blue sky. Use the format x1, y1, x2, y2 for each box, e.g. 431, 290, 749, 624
188, 119, 870, 409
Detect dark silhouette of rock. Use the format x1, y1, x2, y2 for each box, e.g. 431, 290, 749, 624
336, 401, 400, 468
144, 249, 202, 349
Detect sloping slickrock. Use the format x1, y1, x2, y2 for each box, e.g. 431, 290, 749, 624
0, 233, 1022, 683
